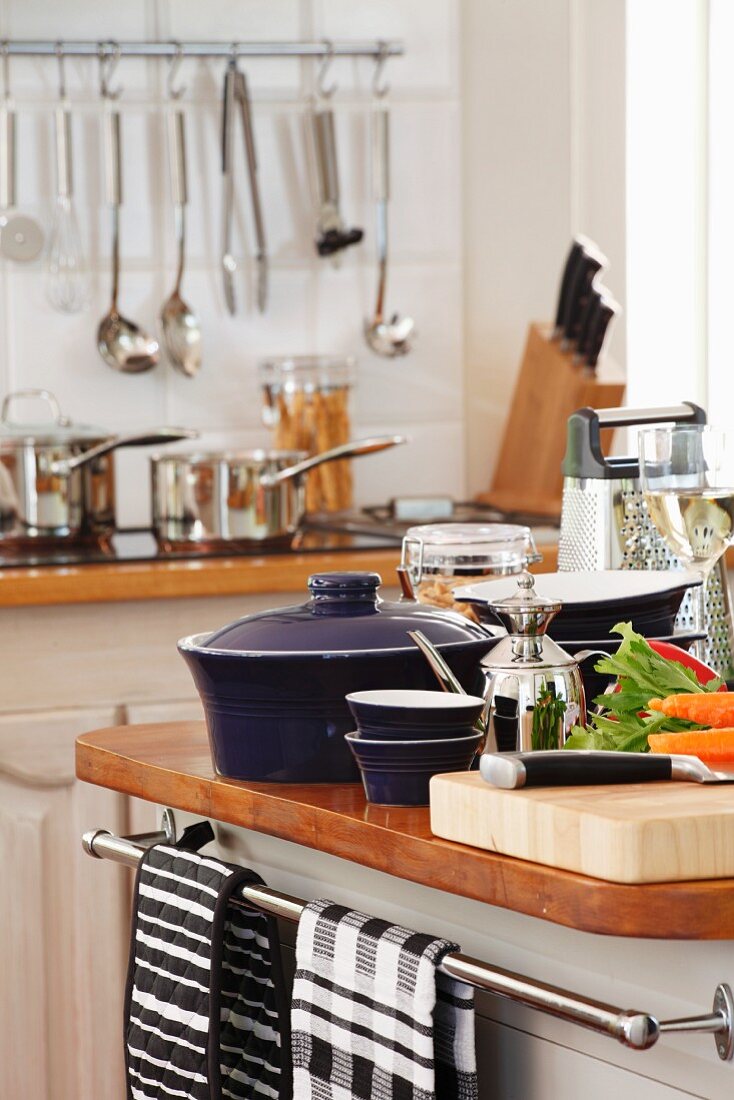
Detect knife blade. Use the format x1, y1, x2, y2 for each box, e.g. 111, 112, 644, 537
220, 62, 237, 315
480, 750, 734, 789
561, 244, 608, 347
234, 68, 268, 314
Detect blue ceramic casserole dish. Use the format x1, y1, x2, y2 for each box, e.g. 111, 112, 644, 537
178, 571, 498, 782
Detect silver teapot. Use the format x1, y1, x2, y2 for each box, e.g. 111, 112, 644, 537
481, 573, 586, 753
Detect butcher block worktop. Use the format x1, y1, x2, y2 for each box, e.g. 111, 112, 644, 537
0, 537, 560, 608
76, 720, 734, 940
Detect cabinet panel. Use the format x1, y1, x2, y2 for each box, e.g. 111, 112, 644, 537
0, 707, 128, 1100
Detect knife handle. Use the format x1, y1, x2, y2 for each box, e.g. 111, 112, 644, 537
553, 239, 585, 334
587, 300, 617, 369
575, 286, 603, 362
480, 750, 673, 789
562, 254, 605, 344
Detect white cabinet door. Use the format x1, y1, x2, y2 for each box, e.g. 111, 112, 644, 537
0, 707, 129, 1100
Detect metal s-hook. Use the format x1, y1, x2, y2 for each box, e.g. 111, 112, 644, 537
55, 41, 66, 101
166, 41, 186, 100
98, 40, 123, 100
316, 39, 337, 99
372, 40, 390, 98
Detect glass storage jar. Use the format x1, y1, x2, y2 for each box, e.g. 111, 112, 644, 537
259, 356, 356, 513
401, 523, 541, 621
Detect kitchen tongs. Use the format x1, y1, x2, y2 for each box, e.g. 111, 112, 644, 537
221, 59, 267, 314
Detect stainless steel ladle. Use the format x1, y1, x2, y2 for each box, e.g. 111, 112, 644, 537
364, 54, 414, 358
96, 44, 159, 374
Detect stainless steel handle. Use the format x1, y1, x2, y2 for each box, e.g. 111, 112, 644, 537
167, 109, 187, 207
81, 821, 734, 1061
260, 434, 407, 487
594, 404, 704, 429
104, 109, 122, 208
408, 630, 466, 694
56, 427, 198, 474
1, 388, 63, 424
0, 102, 16, 210
54, 105, 72, 200
235, 68, 267, 310
313, 108, 339, 205
371, 106, 389, 202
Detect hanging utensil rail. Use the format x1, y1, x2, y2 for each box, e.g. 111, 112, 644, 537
0, 40, 403, 61
82, 819, 734, 1061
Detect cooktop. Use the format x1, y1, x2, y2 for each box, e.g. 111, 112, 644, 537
0, 525, 401, 570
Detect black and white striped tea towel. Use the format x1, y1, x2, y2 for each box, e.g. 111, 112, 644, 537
291, 899, 478, 1100
124, 824, 291, 1100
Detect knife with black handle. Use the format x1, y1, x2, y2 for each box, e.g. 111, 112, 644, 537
574, 284, 603, 363
480, 750, 734, 788
585, 296, 619, 370
553, 239, 586, 338
562, 245, 608, 347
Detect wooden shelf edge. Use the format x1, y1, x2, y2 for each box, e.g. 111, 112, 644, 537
76, 722, 734, 941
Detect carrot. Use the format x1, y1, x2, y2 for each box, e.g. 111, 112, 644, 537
646, 692, 734, 727
648, 728, 734, 762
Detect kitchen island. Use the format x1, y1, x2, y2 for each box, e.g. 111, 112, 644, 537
76, 720, 734, 1099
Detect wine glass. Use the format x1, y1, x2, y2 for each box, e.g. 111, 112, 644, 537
638, 425, 734, 659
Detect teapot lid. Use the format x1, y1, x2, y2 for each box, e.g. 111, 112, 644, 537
487, 572, 562, 637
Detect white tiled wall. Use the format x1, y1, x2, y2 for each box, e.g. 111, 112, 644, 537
0, 0, 463, 524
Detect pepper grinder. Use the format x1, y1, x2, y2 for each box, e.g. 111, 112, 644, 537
480, 572, 586, 753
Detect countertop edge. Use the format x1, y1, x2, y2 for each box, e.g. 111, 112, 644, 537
75, 722, 734, 941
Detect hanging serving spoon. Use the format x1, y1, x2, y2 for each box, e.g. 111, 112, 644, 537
364, 102, 414, 358
159, 50, 201, 377
96, 49, 158, 373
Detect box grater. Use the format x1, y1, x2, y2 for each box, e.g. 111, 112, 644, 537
557, 403, 734, 677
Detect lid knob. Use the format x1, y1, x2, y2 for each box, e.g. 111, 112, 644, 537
308, 571, 382, 604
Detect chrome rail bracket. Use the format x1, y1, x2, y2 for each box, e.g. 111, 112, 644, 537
715, 984, 734, 1061
658, 982, 734, 1061
161, 807, 177, 844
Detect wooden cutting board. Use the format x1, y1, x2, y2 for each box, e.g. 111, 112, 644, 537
429, 772, 734, 884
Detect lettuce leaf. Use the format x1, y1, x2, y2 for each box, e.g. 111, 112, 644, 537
564, 622, 720, 753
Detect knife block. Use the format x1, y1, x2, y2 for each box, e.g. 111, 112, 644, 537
476, 322, 625, 518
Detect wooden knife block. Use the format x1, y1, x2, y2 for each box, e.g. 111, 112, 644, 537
476, 322, 625, 518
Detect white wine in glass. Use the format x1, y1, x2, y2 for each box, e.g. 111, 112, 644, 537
639, 426, 734, 658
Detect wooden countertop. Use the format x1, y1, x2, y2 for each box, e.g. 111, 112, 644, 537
76, 720, 734, 940
0, 540, 559, 609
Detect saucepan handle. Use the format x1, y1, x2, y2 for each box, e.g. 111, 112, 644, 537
260, 434, 408, 487
55, 428, 199, 474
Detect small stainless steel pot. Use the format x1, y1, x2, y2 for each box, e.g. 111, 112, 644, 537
151, 435, 407, 550
0, 389, 196, 542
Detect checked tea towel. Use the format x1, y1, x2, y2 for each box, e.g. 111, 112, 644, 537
291, 899, 478, 1100
124, 824, 291, 1100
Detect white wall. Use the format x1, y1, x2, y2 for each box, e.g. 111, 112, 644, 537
461, 0, 628, 494
0, 0, 464, 525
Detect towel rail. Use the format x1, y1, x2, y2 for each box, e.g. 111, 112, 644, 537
82, 821, 734, 1062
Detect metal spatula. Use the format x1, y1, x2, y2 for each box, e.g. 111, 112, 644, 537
480, 750, 734, 789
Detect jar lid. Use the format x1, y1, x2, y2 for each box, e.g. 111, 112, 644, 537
195, 571, 490, 655
258, 356, 356, 394
403, 523, 539, 579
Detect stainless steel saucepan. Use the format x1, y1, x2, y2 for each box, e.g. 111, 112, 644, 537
0, 389, 196, 542
151, 435, 407, 550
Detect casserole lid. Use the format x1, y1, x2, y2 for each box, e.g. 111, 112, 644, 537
199, 571, 491, 655
0, 390, 108, 446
